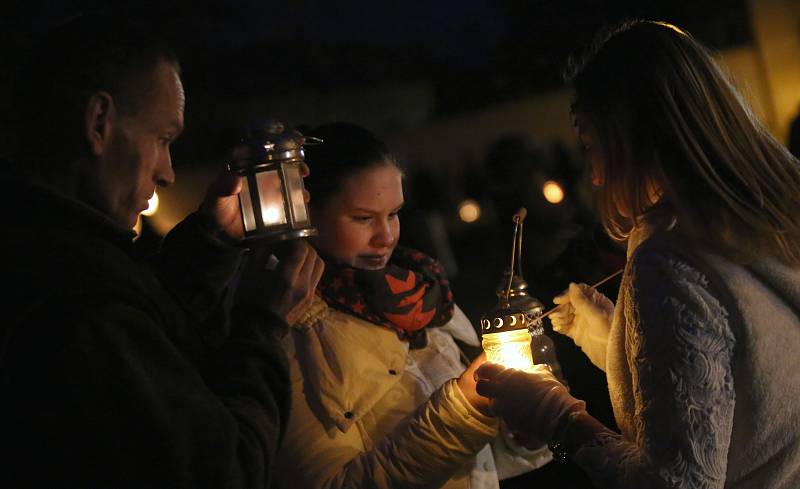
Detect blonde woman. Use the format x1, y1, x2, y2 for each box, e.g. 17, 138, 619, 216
475, 20, 800, 488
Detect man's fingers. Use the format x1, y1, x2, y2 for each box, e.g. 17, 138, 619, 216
297, 243, 320, 279
276, 243, 323, 315
207, 168, 243, 198
310, 255, 325, 292
298, 162, 312, 202
275, 241, 311, 286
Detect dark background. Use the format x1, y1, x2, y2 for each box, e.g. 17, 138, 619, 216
1, 1, 756, 487
1, 0, 752, 161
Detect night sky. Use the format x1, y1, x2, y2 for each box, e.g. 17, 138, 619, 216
1, 0, 752, 168
3, 0, 751, 113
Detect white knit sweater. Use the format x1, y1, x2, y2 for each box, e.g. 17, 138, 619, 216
575, 224, 800, 488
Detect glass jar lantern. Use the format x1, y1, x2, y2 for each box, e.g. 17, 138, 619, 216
229, 119, 318, 245
479, 207, 564, 379
480, 305, 536, 372
494, 269, 566, 382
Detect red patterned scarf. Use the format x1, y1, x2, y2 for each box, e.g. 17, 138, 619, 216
317, 246, 455, 347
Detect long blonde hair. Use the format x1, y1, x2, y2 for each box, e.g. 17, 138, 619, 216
565, 20, 800, 265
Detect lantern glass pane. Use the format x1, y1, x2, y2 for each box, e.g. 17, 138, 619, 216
256, 170, 287, 226
284, 164, 309, 226
481, 329, 535, 372
239, 177, 257, 232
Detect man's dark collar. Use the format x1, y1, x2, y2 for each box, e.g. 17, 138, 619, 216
3, 177, 138, 246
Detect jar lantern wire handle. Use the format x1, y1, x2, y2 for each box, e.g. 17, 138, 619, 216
504, 207, 527, 308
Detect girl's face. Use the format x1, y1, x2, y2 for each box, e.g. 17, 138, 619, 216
573, 110, 663, 218
573, 112, 605, 187
312, 163, 403, 270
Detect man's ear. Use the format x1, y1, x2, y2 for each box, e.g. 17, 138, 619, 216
85, 91, 115, 157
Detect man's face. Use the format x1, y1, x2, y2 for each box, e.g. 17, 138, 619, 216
87, 60, 185, 229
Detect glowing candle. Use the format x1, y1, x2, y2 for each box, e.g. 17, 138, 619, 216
480, 311, 535, 372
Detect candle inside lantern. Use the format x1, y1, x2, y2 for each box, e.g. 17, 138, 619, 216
480, 312, 536, 372
255, 170, 287, 225
482, 329, 536, 372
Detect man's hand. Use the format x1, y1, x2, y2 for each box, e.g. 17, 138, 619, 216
197, 168, 245, 242
236, 240, 324, 326
267, 240, 324, 325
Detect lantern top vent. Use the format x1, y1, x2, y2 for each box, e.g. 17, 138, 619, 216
230, 119, 321, 172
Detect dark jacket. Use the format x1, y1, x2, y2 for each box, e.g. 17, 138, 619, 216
0, 181, 291, 489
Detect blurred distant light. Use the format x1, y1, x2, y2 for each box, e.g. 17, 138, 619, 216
542, 181, 564, 204
142, 192, 159, 216
458, 199, 481, 223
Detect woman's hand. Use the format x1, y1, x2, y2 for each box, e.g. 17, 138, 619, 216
474, 363, 586, 443
455, 352, 494, 417
550, 282, 614, 370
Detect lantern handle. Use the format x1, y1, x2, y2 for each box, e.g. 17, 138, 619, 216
302, 136, 324, 146
504, 207, 527, 307
514, 208, 526, 277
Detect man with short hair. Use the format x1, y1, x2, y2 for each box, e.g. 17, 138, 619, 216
0, 14, 323, 488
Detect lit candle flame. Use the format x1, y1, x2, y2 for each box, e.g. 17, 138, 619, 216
262, 205, 283, 225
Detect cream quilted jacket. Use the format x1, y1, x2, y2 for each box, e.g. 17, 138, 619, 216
276, 297, 551, 488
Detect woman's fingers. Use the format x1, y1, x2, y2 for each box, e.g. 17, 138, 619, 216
549, 306, 575, 333
474, 361, 505, 382
552, 289, 570, 305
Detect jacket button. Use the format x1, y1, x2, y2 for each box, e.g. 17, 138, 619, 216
344, 411, 353, 419
388, 369, 397, 375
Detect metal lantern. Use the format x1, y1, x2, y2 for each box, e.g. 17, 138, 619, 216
479, 208, 565, 379
229, 119, 318, 245
493, 269, 566, 382
480, 208, 536, 372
